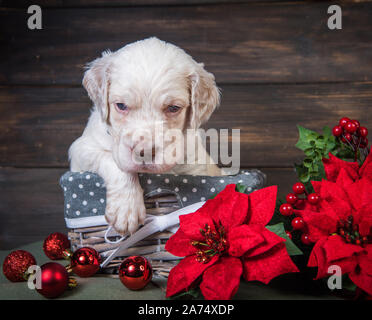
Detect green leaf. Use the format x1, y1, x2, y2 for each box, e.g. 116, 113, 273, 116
342, 275, 357, 292
303, 158, 313, 168
235, 183, 247, 194
168, 288, 202, 300
266, 222, 303, 256
295, 125, 320, 151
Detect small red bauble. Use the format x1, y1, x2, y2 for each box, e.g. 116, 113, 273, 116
286, 193, 298, 205
352, 120, 360, 129
339, 117, 350, 128
307, 193, 320, 205
279, 203, 294, 216
292, 182, 306, 195
36, 262, 69, 299
332, 125, 343, 137
345, 122, 357, 134
119, 256, 152, 290
2, 250, 37, 282
360, 138, 369, 148
43, 232, 70, 260
292, 217, 305, 230
359, 127, 368, 138
70, 247, 101, 277
285, 231, 293, 240
301, 233, 312, 245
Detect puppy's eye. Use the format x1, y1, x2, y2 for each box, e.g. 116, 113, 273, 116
115, 103, 129, 112
166, 105, 181, 113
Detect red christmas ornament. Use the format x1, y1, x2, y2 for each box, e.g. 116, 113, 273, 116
43, 232, 70, 260
70, 247, 101, 277
285, 231, 293, 240
36, 262, 69, 299
2, 250, 37, 282
119, 256, 152, 290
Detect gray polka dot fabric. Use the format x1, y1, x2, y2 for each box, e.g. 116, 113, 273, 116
60, 170, 266, 227
60, 172, 107, 220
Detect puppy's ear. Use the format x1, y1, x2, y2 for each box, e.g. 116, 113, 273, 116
189, 63, 220, 129
82, 51, 112, 122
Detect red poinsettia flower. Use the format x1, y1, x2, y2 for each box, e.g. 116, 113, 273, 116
295, 168, 372, 295
165, 184, 299, 300
323, 148, 372, 183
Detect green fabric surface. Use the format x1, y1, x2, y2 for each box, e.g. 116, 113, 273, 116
0, 241, 342, 300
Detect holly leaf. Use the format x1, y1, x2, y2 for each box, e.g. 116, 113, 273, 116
295, 125, 319, 151
266, 222, 303, 256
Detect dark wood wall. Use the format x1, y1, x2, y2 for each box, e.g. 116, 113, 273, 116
1, 0, 372, 249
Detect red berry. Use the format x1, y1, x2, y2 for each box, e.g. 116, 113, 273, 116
352, 120, 360, 129
286, 193, 298, 205
293, 182, 306, 195
301, 233, 312, 245
332, 125, 343, 137
339, 117, 351, 128
360, 138, 369, 148
345, 122, 357, 134
292, 217, 305, 230
359, 127, 368, 138
307, 193, 320, 205
285, 231, 292, 240
279, 203, 294, 216
344, 133, 352, 142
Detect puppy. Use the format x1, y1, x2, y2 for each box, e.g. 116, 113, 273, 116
69, 37, 222, 235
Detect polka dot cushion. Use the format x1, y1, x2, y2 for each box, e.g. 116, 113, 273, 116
60, 170, 266, 228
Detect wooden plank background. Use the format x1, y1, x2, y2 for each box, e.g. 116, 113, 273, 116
1, 0, 371, 249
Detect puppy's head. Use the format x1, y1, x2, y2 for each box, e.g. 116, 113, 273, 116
83, 37, 220, 173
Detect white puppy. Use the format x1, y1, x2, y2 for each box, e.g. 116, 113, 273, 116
69, 37, 222, 235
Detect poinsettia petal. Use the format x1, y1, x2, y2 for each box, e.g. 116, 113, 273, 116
246, 186, 277, 226
165, 229, 196, 257
323, 153, 359, 182
227, 225, 265, 257
345, 179, 366, 211
336, 168, 355, 189
213, 184, 249, 230
200, 256, 242, 300
178, 210, 214, 241
359, 147, 372, 180
166, 255, 218, 298
323, 235, 364, 263
311, 181, 322, 194
243, 224, 285, 258
295, 209, 338, 242
242, 243, 299, 284
320, 180, 352, 220
307, 237, 329, 279
358, 245, 372, 276
349, 270, 372, 296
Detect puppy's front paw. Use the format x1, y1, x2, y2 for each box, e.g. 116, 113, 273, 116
105, 190, 146, 235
